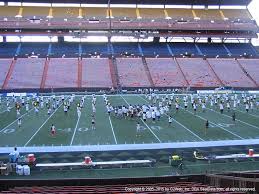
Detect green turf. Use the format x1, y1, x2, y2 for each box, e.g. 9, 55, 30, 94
0, 94, 259, 147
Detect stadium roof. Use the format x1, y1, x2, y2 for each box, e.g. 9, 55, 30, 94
3, 0, 252, 6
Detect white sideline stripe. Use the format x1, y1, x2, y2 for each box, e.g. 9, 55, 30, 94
108, 116, 118, 144
207, 108, 259, 130
181, 107, 244, 140
235, 109, 259, 119
139, 96, 204, 142
121, 95, 162, 143
70, 99, 85, 146
0, 108, 34, 133
24, 97, 68, 147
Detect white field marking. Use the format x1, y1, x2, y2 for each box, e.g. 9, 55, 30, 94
108, 116, 118, 144
139, 95, 205, 142
207, 108, 259, 130
235, 109, 259, 119
0, 108, 34, 133
120, 95, 162, 143
180, 107, 244, 140
23, 97, 68, 147
70, 99, 85, 146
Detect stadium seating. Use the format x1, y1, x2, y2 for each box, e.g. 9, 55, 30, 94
116, 58, 151, 87
52, 7, 79, 18
0, 43, 18, 57
166, 8, 194, 20
45, 58, 78, 88
111, 8, 137, 19
237, 59, 259, 85
197, 43, 228, 56
222, 9, 252, 20
22, 6, 50, 18
146, 58, 186, 87
139, 8, 165, 19
7, 58, 45, 89
169, 43, 199, 55
81, 43, 109, 57
193, 9, 222, 20
0, 6, 20, 18
112, 43, 140, 56
19, 43, 49, 57
177, 58, 221, 87
0, 59, 12, 88
83, 7, 108, 19
81, 58, 113, 88
51, 43, 79, 57
207, 58, 256, 87
225, 43, 257, 56
141, 43, 170, 56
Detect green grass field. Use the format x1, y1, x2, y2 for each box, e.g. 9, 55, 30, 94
0, 93, 259, 147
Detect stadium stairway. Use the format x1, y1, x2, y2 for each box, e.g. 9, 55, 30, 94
204, 59, 225, 87
108, 57, 118, 88
2, 59, 16, 89
142, 57, 155, 87
235, 59, 259, 87
174, 58, 190, 87
40, 58, 49, 89
77, 58, 82, 88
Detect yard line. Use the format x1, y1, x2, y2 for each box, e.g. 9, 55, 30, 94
139, 96, 205, 141
121, 95, 162, 143
24, 97, 68, 147
108, 116, 118, 144
207, 108, 259, 130
70, 100, 85, 146
180, 107, 244, 140
235, 109, 259, 119
0, 108, 34, 133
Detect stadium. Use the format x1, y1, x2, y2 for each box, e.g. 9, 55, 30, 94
0, 0, 259, 192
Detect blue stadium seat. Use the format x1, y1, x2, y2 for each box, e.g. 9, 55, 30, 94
225, 43, 258, 56
0, 43, 18, 57
140, 42, 170, 56
112, 43, 140, 56
197, 43, 228, 56
169, 43, 199, 56
81, 43, 109, 57
19, 43, 49, 57
51, 42, 79, 57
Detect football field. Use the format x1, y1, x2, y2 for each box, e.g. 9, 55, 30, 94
0, 93, 259, 148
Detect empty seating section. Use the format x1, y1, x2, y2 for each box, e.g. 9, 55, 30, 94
177, 58, 220, 87
0, 43, 18, 57
52, 7, 79, 18
146, 58, 186, 87
112, 43, 140, 55
81, 43, 108, 56
222, 9, 252, 20
0, 6, 19, 18
82, 58, 112, 88
83, 7, 107, 18
45, 58, 78, 88
22, 6, 49, 18
238, 59, 259, 84
166, 9, 193, 20
0, 59, 12, 88
7, 58, 45, 89
116, 58, 151, 87
139, 8, 165, 19
198, 43, 228, 56
19, 43, 49, 57
111, 8, 136, 19
194, 9, 222, 20
207, 58, 255, 87
169, 43, 199, 55
225, 43, 257, 56
51, 43, 79, 57
141, 43, 169, 56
